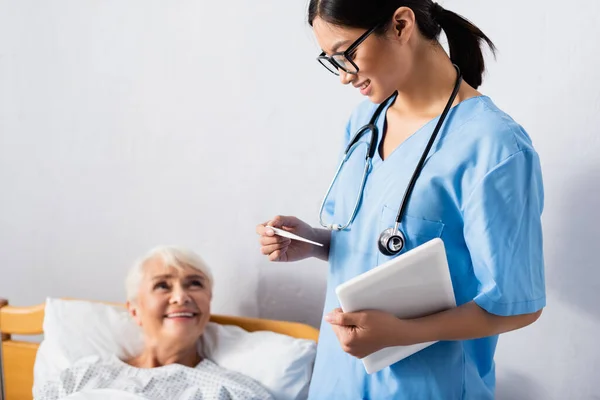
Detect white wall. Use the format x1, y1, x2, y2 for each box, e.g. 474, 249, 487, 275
0, 0, 598, 398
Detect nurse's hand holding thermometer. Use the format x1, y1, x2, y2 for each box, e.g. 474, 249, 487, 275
266, 226, 323, 247
256, 216, 331, 263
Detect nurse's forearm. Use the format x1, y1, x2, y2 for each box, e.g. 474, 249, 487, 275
395, 301, 542, 345
311, 228, 332, 262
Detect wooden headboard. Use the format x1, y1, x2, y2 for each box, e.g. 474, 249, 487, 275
0, 298, 319, 400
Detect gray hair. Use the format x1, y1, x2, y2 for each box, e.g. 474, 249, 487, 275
125, 246, 214, 302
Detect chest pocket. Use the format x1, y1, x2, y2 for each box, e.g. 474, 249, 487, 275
377, 204, 445, 266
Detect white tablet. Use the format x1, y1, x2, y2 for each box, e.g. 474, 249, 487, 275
335, 238, 456, 374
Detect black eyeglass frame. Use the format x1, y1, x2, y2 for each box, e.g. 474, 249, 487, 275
316, 22, 385, 76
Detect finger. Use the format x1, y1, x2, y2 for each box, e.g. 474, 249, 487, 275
269, 249, 287, 262
324, 308, 344, 325
339, 312, 362, 326
257, 219, 282, 235
329, 322, 347, 339
261, 243, 289, 256
256, 223, 269, 236
267, 215, 284, 228
325, 309, 359, 326
268, 215, 297, 230
260, 236, 291, 247
263, 225, 276, 237
257, 226, 280, 240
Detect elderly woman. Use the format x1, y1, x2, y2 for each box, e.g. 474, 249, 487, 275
34, 246, 273, 400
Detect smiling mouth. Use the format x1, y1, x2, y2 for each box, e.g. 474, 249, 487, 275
164, 312, 198, 319
354, 79, 370, 90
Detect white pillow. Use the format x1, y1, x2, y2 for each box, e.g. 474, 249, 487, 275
200, 323, 315, 400
34, 298, 316, 400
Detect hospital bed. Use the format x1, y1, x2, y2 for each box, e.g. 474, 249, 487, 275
0, 297, 319, 400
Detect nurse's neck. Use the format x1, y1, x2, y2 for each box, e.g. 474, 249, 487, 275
390, 43, 480, 119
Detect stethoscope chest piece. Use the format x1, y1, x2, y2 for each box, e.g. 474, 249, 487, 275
378, 227, 405, 256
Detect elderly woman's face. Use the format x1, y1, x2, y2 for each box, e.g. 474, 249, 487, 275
128, 257, 212, 345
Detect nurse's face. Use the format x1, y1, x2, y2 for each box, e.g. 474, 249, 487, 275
312, 11, 416, 104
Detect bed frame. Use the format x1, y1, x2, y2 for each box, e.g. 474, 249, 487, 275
0, 297, 319, 400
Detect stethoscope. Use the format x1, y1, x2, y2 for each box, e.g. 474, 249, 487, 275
319, 64, 463, 256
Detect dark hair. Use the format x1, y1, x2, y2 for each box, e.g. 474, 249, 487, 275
308, 0, 496, 89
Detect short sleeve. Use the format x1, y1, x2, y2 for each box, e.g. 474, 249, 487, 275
463, 149, 546, 316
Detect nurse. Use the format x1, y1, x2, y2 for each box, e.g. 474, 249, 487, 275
256, 1, 546, 399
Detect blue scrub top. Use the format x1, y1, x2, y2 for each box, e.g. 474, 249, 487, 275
308, 95, 546, 400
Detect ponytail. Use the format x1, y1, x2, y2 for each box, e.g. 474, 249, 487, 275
432, 3, 496, 89
308, 0, 496, 89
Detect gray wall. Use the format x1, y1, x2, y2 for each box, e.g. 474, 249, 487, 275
1, 0, 598, 398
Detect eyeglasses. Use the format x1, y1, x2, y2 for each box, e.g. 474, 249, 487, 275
316, 22, 383, 76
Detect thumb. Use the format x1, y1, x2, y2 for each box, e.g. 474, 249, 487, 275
268, 215, 295, 230
325, 308, 359, 326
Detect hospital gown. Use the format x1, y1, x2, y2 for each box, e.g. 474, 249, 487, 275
33, 354, 273, 400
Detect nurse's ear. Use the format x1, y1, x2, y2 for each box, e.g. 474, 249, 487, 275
391, 6, 416, 44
